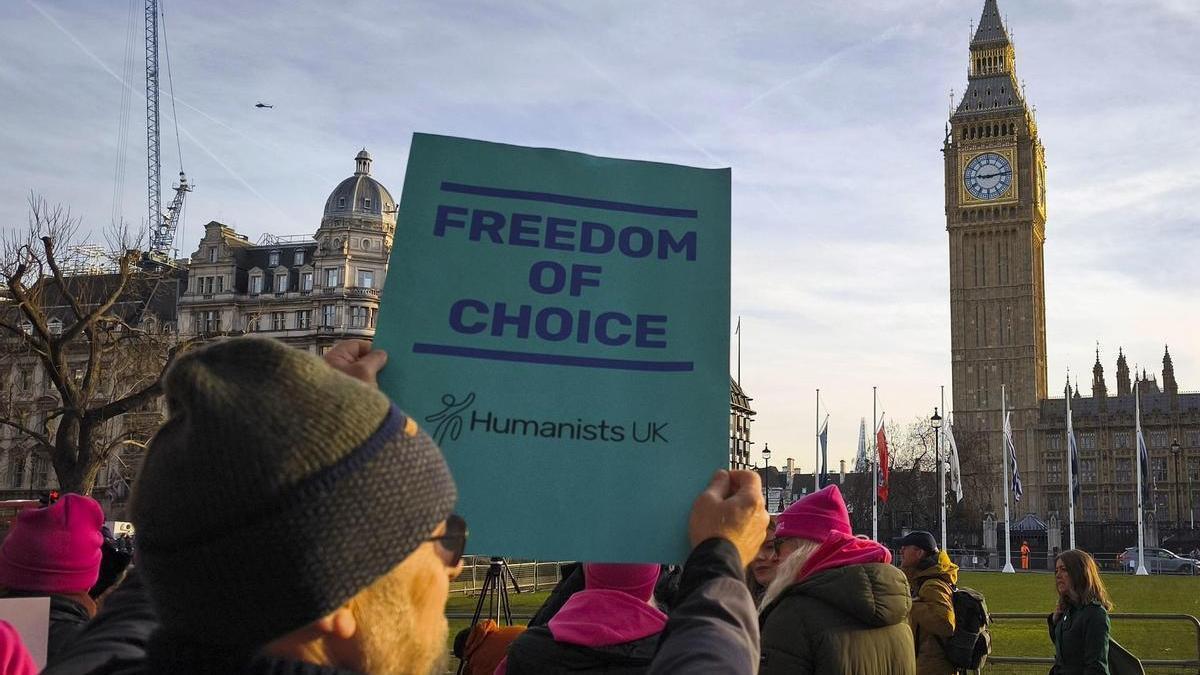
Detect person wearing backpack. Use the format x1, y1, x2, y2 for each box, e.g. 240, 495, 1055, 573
899, 531, 958, 675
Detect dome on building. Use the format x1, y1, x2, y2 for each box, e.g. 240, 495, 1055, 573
322, 149, 395, 221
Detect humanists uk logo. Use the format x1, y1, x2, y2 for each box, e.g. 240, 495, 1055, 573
424, 392, 668, 446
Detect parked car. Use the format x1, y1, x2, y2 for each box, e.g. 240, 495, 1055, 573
1117, 547, 1200, 574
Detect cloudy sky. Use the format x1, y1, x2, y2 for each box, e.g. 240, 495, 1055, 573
2, 0, 1197, 471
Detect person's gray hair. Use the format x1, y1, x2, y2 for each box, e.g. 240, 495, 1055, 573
760, 538, 823, 611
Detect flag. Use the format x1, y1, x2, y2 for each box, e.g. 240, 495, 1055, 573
944, 422, 964, 503
876, 417, 890, 503
818, 415, 830, 487
1066, 395, 1080, 503
1135, 386, 1152, 505
1004, 411, 1023, 502
854, 417, 869, 473
734, 316, 740, 335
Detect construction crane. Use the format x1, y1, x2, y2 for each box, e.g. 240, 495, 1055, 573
144, 0, 190, 261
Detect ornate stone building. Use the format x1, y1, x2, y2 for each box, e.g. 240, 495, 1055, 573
177, 150, 395, 351
730, 377, 756, 469
947, 2, 1199, 540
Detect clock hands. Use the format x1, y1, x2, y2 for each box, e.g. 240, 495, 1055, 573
975, 170, 1011, 180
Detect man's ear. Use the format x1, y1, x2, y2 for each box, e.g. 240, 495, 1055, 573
312, 604, 357, 641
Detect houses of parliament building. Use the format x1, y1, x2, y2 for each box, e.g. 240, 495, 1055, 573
946, 1, 1199, 533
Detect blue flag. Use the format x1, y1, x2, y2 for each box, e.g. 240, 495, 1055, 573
1135, 388, 1152, 505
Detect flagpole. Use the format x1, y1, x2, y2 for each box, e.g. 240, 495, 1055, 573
1066, 378, 1077, 550
872, 386, 878, 542
736, 316, 741, 387
940, 384, 947, 551
1002, 383, 1015, 573
815, 389, 821, 492
1135, 384, 1149, 575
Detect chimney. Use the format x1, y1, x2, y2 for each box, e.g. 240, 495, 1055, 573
839, 459, 846, 484
786, 458, 795, 478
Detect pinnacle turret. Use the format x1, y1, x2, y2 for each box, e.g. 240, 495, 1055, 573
1116, 348, 1131, 397
1163, 344, 1178, 395
971, 0, 1011, 48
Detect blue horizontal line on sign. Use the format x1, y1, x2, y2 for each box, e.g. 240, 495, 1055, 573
412, 343, 694, 372
439, 182, 698, 219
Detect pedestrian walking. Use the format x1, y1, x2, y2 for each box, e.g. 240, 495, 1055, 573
1049, 549, 1112, 675
759, 484, 915, 674
899, 531, 958, 675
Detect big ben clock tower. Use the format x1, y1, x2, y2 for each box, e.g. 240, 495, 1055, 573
946, 0, 1048, 517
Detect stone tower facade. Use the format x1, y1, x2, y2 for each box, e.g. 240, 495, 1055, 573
945, 0, 1049, 516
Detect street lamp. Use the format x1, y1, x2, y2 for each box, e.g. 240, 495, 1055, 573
931, 407, 944, 547
1172, 439, 1181, 531
762, 444, 772, 506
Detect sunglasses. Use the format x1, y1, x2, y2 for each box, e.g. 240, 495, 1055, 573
428, 513, 468, 567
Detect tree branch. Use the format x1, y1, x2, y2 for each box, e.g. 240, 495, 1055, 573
0, 416, 53, 452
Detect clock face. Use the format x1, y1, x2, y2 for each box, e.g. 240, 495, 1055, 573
964, 152, 1013, 200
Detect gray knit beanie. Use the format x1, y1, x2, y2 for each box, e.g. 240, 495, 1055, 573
131, 336, 456, 648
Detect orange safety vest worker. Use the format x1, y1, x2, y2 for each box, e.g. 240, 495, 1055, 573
1020, 542, 1030, 570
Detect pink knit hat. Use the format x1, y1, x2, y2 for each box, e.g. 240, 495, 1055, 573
775, 484, 852, 542
583, 563, 660, 602
0, 494, 104, 594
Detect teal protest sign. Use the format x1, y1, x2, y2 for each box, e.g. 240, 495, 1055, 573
375, 133, 729, 563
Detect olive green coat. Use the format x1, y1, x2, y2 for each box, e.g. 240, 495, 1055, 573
759, 563, 916, 675
903, 550, 959, 675
1049, 601, 1111, 675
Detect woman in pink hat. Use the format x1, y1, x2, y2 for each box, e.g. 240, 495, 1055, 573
0, 493, 105, 665
759, 485, 915, 675
496, 563, 667, 674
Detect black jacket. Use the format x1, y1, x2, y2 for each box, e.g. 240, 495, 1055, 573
646, 538, 760, 674
505, 625, 658, 674
49, 595, 93, 663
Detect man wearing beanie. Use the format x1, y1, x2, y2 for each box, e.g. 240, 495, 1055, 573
898, 531, 959, 675
759, 485, 914, 675
44, 337, 775, 675
0, 493, 105, 663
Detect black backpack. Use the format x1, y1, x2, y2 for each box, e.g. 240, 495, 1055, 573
939, 586, 992, 670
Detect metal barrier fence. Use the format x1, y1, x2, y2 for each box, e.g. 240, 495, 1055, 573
984, 612, 1200, 674
450, 556, 571, 595
943, 549, 1199, 575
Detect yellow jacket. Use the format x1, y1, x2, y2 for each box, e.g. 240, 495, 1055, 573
903, 550, 959, 675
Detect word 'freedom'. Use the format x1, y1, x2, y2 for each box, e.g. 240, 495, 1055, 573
433, 204, 698, 348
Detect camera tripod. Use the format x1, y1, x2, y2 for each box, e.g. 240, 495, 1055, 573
455, 557, 522, 675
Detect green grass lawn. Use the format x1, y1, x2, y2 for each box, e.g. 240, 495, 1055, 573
959, 570, 1200, 668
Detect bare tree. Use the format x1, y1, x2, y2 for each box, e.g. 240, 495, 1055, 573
0, 194, 189, 495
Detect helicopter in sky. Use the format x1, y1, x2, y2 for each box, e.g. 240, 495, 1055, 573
255, 102, 274, 109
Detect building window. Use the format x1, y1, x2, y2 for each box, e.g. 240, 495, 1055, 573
1189, 457, 1200, 481
269, 250, 280, 267
17, 368, 32, 392
1118, 493, 1134, 521
1045, 435, 1061, 450
364, 198, 372, 209
356, 269, 375, 289
1150, 431, 1168, 449
19, 321, 32, 335
1080, 433, 1096, 450
250, 275, 263, 295
324, 268, 339, 288
275, 273, 288, 293
245, 316, 260, 332
301, 272, 314, 292
199, 310, 220, 334
8, 454, 26, 488
294, 249, 304, 265
1116, 458, 1132, 483
1154, 491, 1170, 518
349, 306, 368, 328
322, 304, 337, 327
208, 247, 217, 263
362, 238, 371, 250
1046, 461, 1062, 485
1114, 432, 1131, 449
48, 318, 62, 335
1188, 430, 1200, 447
216, 276, 224, 293
1081, 459, 1097, 483
338, 197, 346, 208
30, 454, 49, 488
1082, 494, 1098, 521
1152, 458, 1168, 483
271, 312, 286, 331
296, 310, 312, 329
